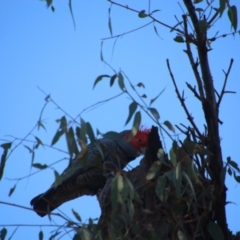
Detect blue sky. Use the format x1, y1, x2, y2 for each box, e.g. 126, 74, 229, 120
1, 0, 240, 239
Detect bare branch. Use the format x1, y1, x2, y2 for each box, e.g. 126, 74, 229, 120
185, 82, 201, 101
101, 21, 154, 40
217, 58, 234, 108
182, 14, 205, 101
166, 59, 202, 139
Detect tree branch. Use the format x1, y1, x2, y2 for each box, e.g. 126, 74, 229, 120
166, 59, 202, 139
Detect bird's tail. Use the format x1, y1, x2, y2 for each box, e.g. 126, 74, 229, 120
30, 188, 60, 217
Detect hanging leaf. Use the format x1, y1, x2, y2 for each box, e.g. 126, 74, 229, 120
219, 0, 226, 16
38, 230, 44, 240
0, 143, 12, 181
125, 101, 138, 125
110, 74, 117, 87
93, 75, 111, 89
148, 107, 160, 120
199, 20, 209, 33
32, 163, 48, 169
0, 228, 7, 240
108, 7, 113, 36
169, 141, 178, 167
46, 0, 52, 7
54, 170, 62, 188
156, 176, 166, 201
164, 120, 175, 133
8, 184, 16, 197
86, 122, 95, 143
137, 82, 145, 88
138, 10, 148, 18
228, 5, 238, 31
51, 129, 64, 146
66, 127, 78, 158
175, 162, 182, 198
207, 222, 224, 240
72, 209, 82, 222
150, 87, 166, 105
174, 36, 184, 43
146, 161, 162, 180
118, 72, 125, 91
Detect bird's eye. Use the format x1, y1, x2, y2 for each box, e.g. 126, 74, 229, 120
138, 138, 142, 143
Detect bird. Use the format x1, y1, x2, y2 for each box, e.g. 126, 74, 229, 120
30, 128, 150, 217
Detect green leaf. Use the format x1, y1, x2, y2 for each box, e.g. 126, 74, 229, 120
118, 72, 125, 91
164, 120, 175, 133
137, 82, 145, 88
227, 157, 239, 171
219, 0, 226, 16
8, 184, 16, 197
0, 143, 12, 181
199, 20, 209, 33
141, 94, 147, 98
125, 101, 138, 125
175, 162, 182, 198
153, 25, 160, 37
148, 107, 160, 120
0, 228, 7, 240
86, 122, 95, 143
46, 0, 52, 7
110, 74, 117, 87
150, 9, 160, 15
138, 10, 148, 18
93, 75, 111, 89
174, 36, 184, 43
233, 171, 240, 183
100, 41, 104, 61
54, 170, 62, 188
68, 0, 76, 30
111, 173, 124, 215
156, 176, 166, 201
38, 230, 43, 240
170, 141, 178, 167
207, 222, 224, 240
51, 129, 65, 146
182, 171, 196, 201
108, 7, 113, 36
132, 111, 141, 134
66, 127, 78, 158
177, 230, 187, 240
228, 5, 238, 31
72, 209, 82, 222
150, 87, 166, 105
32, 163, 48, 169
80, 118, 88, 144
146, 161, 162, 180
34, 136, 43, 149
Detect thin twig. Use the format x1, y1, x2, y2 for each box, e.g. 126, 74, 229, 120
0, 201, 76, 223
37, 87, 77, 124
108, 0, 189, 37
166, 59, 202, 138
101, 21, 154, 40
185, 82, 201, 101
217, 58, 234, 108
73, 92, 124, 121
182, 14, 205, 101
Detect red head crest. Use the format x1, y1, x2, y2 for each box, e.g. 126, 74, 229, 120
125, 127, 150, 149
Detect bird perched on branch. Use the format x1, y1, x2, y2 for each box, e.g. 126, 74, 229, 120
30, 128, 150, 217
